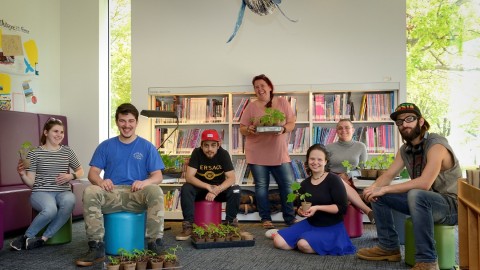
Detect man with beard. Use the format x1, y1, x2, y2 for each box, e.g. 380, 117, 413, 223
176, 129, 240, 240
356, 103, 461, 270
76, 103, 165, 267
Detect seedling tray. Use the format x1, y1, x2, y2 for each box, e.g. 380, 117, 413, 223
256, 126, 282, 133
191, 239, 255, 249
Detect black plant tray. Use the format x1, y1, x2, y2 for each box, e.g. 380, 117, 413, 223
191, 239, 255, 249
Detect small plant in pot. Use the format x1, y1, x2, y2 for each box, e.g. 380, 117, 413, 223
18, 141, 35, 169
163, 245, 182, 269
148, 253, 164, 270
376, 153, 394, 177
192, 224, 206, 243
132, 248, 150, 270
287, 182, 312, 212
229, 225, 241, 241
106, 256, 120, 270
118, 248, 136, 270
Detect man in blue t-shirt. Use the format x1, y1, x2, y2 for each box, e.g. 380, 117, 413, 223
176, 129, 240, 241
76, 103, 165, 267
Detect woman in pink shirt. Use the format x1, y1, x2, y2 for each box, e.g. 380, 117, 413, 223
240, 74, 297, 229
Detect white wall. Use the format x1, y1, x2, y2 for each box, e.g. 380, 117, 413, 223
1, 0, 105, 174
131, 0, 406, 140
0, 0, 61, 114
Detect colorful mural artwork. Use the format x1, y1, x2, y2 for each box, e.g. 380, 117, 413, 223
0, 19, 39, 111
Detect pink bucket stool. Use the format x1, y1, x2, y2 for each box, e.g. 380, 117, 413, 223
194, 200, 222, 227
343, 204, 363, 238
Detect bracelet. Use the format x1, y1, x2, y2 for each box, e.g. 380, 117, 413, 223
282, 126, 287, 134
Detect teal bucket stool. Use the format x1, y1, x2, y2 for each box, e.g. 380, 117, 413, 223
404, 217, 456, 269
104, 211, 146, 255
35, 212, 72, 245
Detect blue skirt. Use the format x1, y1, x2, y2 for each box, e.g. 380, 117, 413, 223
277, 219, 356, 255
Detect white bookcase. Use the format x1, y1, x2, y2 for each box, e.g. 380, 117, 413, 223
147, 83, 399, 220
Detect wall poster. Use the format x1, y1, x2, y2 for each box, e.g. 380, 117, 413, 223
0, 19, 39, 111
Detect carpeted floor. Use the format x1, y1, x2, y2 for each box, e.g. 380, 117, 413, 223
0, 220, 458, 270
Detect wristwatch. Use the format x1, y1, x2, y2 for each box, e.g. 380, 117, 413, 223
72, 172, 77, 180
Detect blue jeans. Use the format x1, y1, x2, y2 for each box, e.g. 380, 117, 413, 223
372, 189, 457, 263
249, 163, 295, 224
26, 191, 75, 239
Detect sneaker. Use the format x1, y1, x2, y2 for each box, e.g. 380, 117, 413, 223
265, 229, 279, 239
367, 211, 375, 224
356, 246, 401, 262
147, 238, 164, 255
75, 241, 106, 266
411, 262, 440, 270
10, 235, 27, 251
25, 237, 45, 250
176, 221, 192, 241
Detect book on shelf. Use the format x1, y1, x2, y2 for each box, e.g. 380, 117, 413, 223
233, 97, 250, 122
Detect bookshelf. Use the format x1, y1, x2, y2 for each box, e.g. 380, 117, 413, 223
147, 83, 399, 220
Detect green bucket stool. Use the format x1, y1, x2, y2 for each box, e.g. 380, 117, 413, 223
36, 215, 73, 245
404, 217, 456, 269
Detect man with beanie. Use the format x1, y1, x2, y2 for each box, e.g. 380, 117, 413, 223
357, 103, 461, 270
176, 129, 240, 240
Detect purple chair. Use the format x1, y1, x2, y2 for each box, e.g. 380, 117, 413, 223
0, 199, 5, 249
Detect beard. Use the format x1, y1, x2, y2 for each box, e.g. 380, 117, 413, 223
400, 122, 422, 143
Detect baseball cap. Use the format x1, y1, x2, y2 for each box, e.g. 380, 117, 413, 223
201, 129, 221, 142
390, 102, 422, 121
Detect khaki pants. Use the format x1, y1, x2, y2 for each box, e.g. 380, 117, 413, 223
82, 185, 164, 241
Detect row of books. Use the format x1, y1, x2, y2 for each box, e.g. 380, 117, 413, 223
154, 97, 228, 124
164, 188, 181, 212
156, 127, 225, 154
291, 159, 307, 181
358, 92, 395, 121
232, 95, 299, 123
312, 93, 354, 121
287, 127, 310, 154
311, 125, 395, 153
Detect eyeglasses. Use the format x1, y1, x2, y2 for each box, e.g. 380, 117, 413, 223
395, 115, 417, 126
47, 117, 62, 124
336, 126, 352, 131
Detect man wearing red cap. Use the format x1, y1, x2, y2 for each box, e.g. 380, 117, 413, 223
357, 103, 461, 270
176, 129, 240, 240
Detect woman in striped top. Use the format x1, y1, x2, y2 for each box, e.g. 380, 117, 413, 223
10, 118, 84, 251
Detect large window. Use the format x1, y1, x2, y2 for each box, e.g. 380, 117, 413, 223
406, 0, 480, 169
109, 0, 131, 137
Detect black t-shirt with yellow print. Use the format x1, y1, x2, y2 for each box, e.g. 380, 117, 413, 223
188, 146, 234, 185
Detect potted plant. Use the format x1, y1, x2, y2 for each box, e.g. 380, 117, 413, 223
214, 224, 227, 242
376, 153, 394, 177
133, 248, 149, 270
287, 182, 312, 212
18, 141, 35, 169
205, 223, 217, 242
229, 225, 242, 241
118, 248, 136, 270
163, 245, 182, 269
148, 253, 164, 270
257, 108, 286, 126
106, 256, 121, 270
160, 152, 186, 178
192, 224, 206, 243
362, 159, 378, 179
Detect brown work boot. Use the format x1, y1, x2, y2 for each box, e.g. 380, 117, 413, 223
357, 246, 401, 262
175, 221, 192, 241
411, 262, 440, 270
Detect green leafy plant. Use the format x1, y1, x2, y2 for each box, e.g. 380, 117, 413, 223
164, 245, 182, 263
107, 256, 120, 265
377, 153, 394, 170
192, 224, 206, 239
253, 108, 286, 126
160, 153, 184, 171
118, 248, 135, 262
287, 182, 312, 203
18, 141, 35, 159
132, 248, 151, 263
341, 160, 354, 173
